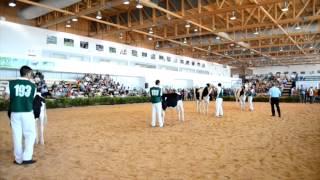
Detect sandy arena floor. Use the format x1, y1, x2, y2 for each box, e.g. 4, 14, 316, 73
0, 101, 320, 180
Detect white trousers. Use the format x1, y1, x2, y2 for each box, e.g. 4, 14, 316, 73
240, 95, 246, 110
248, 96, 254, 111
215, 98, 223, 116
152, 102, 163, 127
11, 112, 36, 163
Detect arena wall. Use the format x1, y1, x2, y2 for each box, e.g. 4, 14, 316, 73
0, 20, 240, 88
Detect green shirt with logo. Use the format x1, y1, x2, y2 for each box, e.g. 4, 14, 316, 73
150, 86, 162, 103
9, 79, 36, 112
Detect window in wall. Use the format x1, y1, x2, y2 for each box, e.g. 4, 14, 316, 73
317, 70, 320, 74
80, 41, 89, 49
310, 71, 315, 74
167, 56, 171, 62
47, 35, 57, 45
109, 47, 116, 53
142, 52, 148, 57
151, 54, 156, 59
132, 50, 138, 57
96, 44, 104, 51
186, 60, 190, 65
197, 62, 201, 67
192, 62, 195, 66
180, 59, 184, 64
120, 49, 127, 55
159, 55, 164, 61
284, 72, 289, 74
174, 58, 178, 63
300, 71, 305, 74
64, 38, 74, 47
202, 64, 206, 68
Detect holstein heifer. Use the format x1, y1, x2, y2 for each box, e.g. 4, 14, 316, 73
161, 92, 184, 125
194, 84, 213, 115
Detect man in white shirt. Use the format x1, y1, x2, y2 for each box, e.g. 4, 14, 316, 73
268, 83, 281, 117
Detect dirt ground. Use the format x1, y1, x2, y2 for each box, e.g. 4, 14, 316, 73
0, 101, 319, 180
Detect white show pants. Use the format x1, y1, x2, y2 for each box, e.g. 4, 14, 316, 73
248, 96, 254, 111
215, 98, 223, 116
152, 102, 163, 127
240, 95, 246, 110
10, 112, 36, 163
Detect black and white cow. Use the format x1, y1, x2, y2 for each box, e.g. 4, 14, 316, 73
161, 92, 184, 124
194, 84, 213, 114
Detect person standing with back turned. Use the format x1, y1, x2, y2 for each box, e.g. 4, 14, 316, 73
150, 80, 163, 128
215, 83, 224, 118
268, 83, 281, 118
4, 66, 37, 165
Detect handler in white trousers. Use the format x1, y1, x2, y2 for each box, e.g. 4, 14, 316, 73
150, 80, 163, 127
4, 66, 37, 165
247, 86, 255, 111
215, 83, 224, 117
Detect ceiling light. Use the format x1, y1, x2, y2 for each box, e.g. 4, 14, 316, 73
216, 36, 221, 40
156, 41, 160, 48
8, 0, 16, 7
148, 28, 153, 34
185, 23, 191, 28
250, 51, 254, 54
230, 11, 236, 20
279, 47, 283, 51
295, 24, 301, 30
242, 48, 246, 51
148, 37, 153, 41
119, 33, 123, 39
281, 1, 289, 12
123, 0, 130, 5
194, 28, 198, 32
72, 17, 78, 22
253, 28, 259, 35
136, 0, 143, 8
230, 43, 234, 47
183, 38, 187, 44
96, 11, 102, 20
309, 46, 313, 49
65, 21, 71, 28
208, 46, 211, 51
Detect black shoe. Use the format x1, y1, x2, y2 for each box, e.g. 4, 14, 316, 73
22, 160, 37, 164
13, 160, 22, 165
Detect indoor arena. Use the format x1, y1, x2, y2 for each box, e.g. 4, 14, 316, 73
0, 0, 319, 179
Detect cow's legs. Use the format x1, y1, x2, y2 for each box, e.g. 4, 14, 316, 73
39, 112, 45, 145
196, 100, 200, 113
178, 101, 185, 121
35, 118, 39, 145
161, 110, 165, 126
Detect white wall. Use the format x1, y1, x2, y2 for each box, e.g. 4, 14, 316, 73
0, 20, 238, 89
252, 64, 320, 76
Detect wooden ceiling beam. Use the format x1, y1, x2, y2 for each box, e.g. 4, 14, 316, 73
40, 0, 124, 28
253, 0, 306, 54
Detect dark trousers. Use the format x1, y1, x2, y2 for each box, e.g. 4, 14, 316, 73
270, 97, 281, 117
